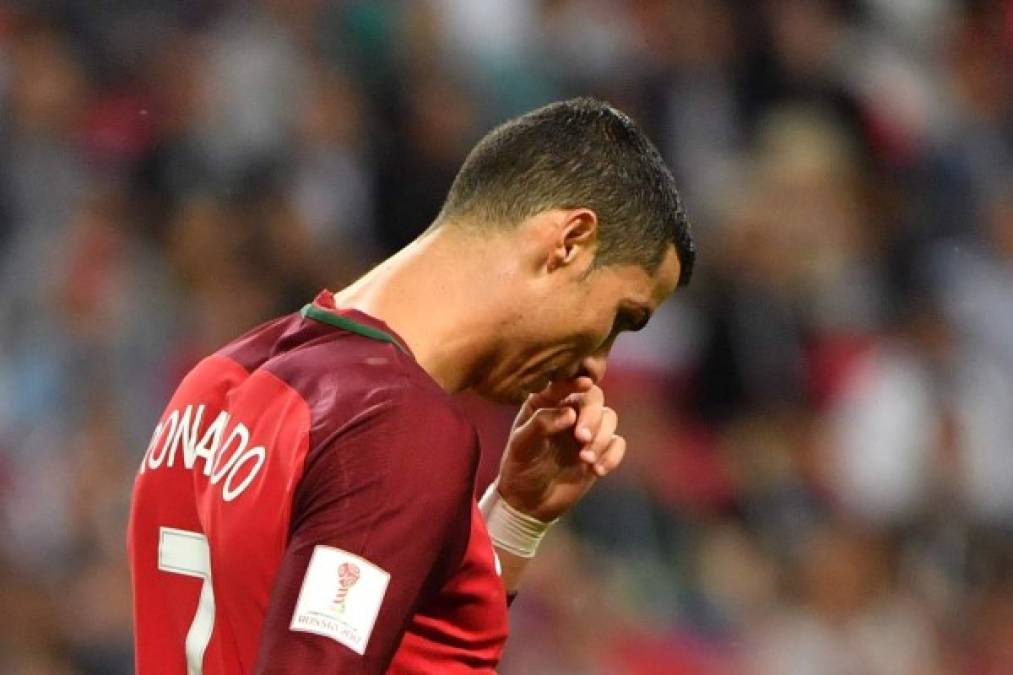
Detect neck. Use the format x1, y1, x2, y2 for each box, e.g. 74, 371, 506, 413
334, 226, 514, 392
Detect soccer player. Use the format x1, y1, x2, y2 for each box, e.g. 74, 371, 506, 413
128, 97, 695, 674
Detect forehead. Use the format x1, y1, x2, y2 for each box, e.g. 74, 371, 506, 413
650, 246, 683, 305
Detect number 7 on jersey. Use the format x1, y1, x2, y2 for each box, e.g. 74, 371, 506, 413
158, 527, 215, 675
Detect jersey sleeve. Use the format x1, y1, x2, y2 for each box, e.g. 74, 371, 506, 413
254, 380, 477, 674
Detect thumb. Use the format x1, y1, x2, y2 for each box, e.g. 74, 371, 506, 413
509, 406, 577, 458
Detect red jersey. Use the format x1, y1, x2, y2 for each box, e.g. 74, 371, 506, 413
128, 291, 509, 674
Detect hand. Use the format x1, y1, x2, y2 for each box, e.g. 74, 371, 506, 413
495, 377, 627, 523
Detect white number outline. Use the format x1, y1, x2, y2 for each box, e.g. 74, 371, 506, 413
158, 527, 215, 675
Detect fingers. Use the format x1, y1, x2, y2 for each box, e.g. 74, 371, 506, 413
591, 434, 626, 477
578, 406, 617, 465
509, 388, 627, 479
577, 407, 616, 463
510, 406, 577, 458
563, 386, 605, 444
514, 376, 594, 428
514, 379, 625, 475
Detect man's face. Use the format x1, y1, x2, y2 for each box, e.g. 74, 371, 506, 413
473, 245, 683, 403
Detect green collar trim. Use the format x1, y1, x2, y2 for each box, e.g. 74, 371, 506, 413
300, 304, 408, 354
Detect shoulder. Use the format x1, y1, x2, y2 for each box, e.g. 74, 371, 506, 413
270, 332, 466, 423
264, 332, 478, 469
284, 343, 480, 536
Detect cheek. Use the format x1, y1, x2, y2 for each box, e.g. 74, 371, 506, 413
577, 311, 615, 354
495, 304, 611, 376
533, 317, 611, 370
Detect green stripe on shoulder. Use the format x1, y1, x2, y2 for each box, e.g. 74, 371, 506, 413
300, 304, 407, 353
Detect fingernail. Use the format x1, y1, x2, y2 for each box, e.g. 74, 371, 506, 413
595, 464, 607, 476
577, 426, 591, 440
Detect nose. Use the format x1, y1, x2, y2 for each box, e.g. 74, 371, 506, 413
577, 353, 608, 384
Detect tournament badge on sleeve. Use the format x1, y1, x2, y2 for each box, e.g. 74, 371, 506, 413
290, 546, 391, 654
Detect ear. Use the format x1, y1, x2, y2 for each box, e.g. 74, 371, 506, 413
547, 208, 598, 273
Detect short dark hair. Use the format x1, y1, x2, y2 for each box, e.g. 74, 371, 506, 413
436, 97, 695, 286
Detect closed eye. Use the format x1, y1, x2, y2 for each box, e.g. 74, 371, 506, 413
629, 309, 650, 332
613, 307, 649, 336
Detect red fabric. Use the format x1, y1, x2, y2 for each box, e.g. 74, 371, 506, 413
128, 291, 508, 674
391, 503, 508, 674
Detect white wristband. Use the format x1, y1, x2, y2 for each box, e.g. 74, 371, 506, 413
479, 481, 556, 559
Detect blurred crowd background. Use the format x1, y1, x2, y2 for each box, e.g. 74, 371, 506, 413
1, 0, 1012, 673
